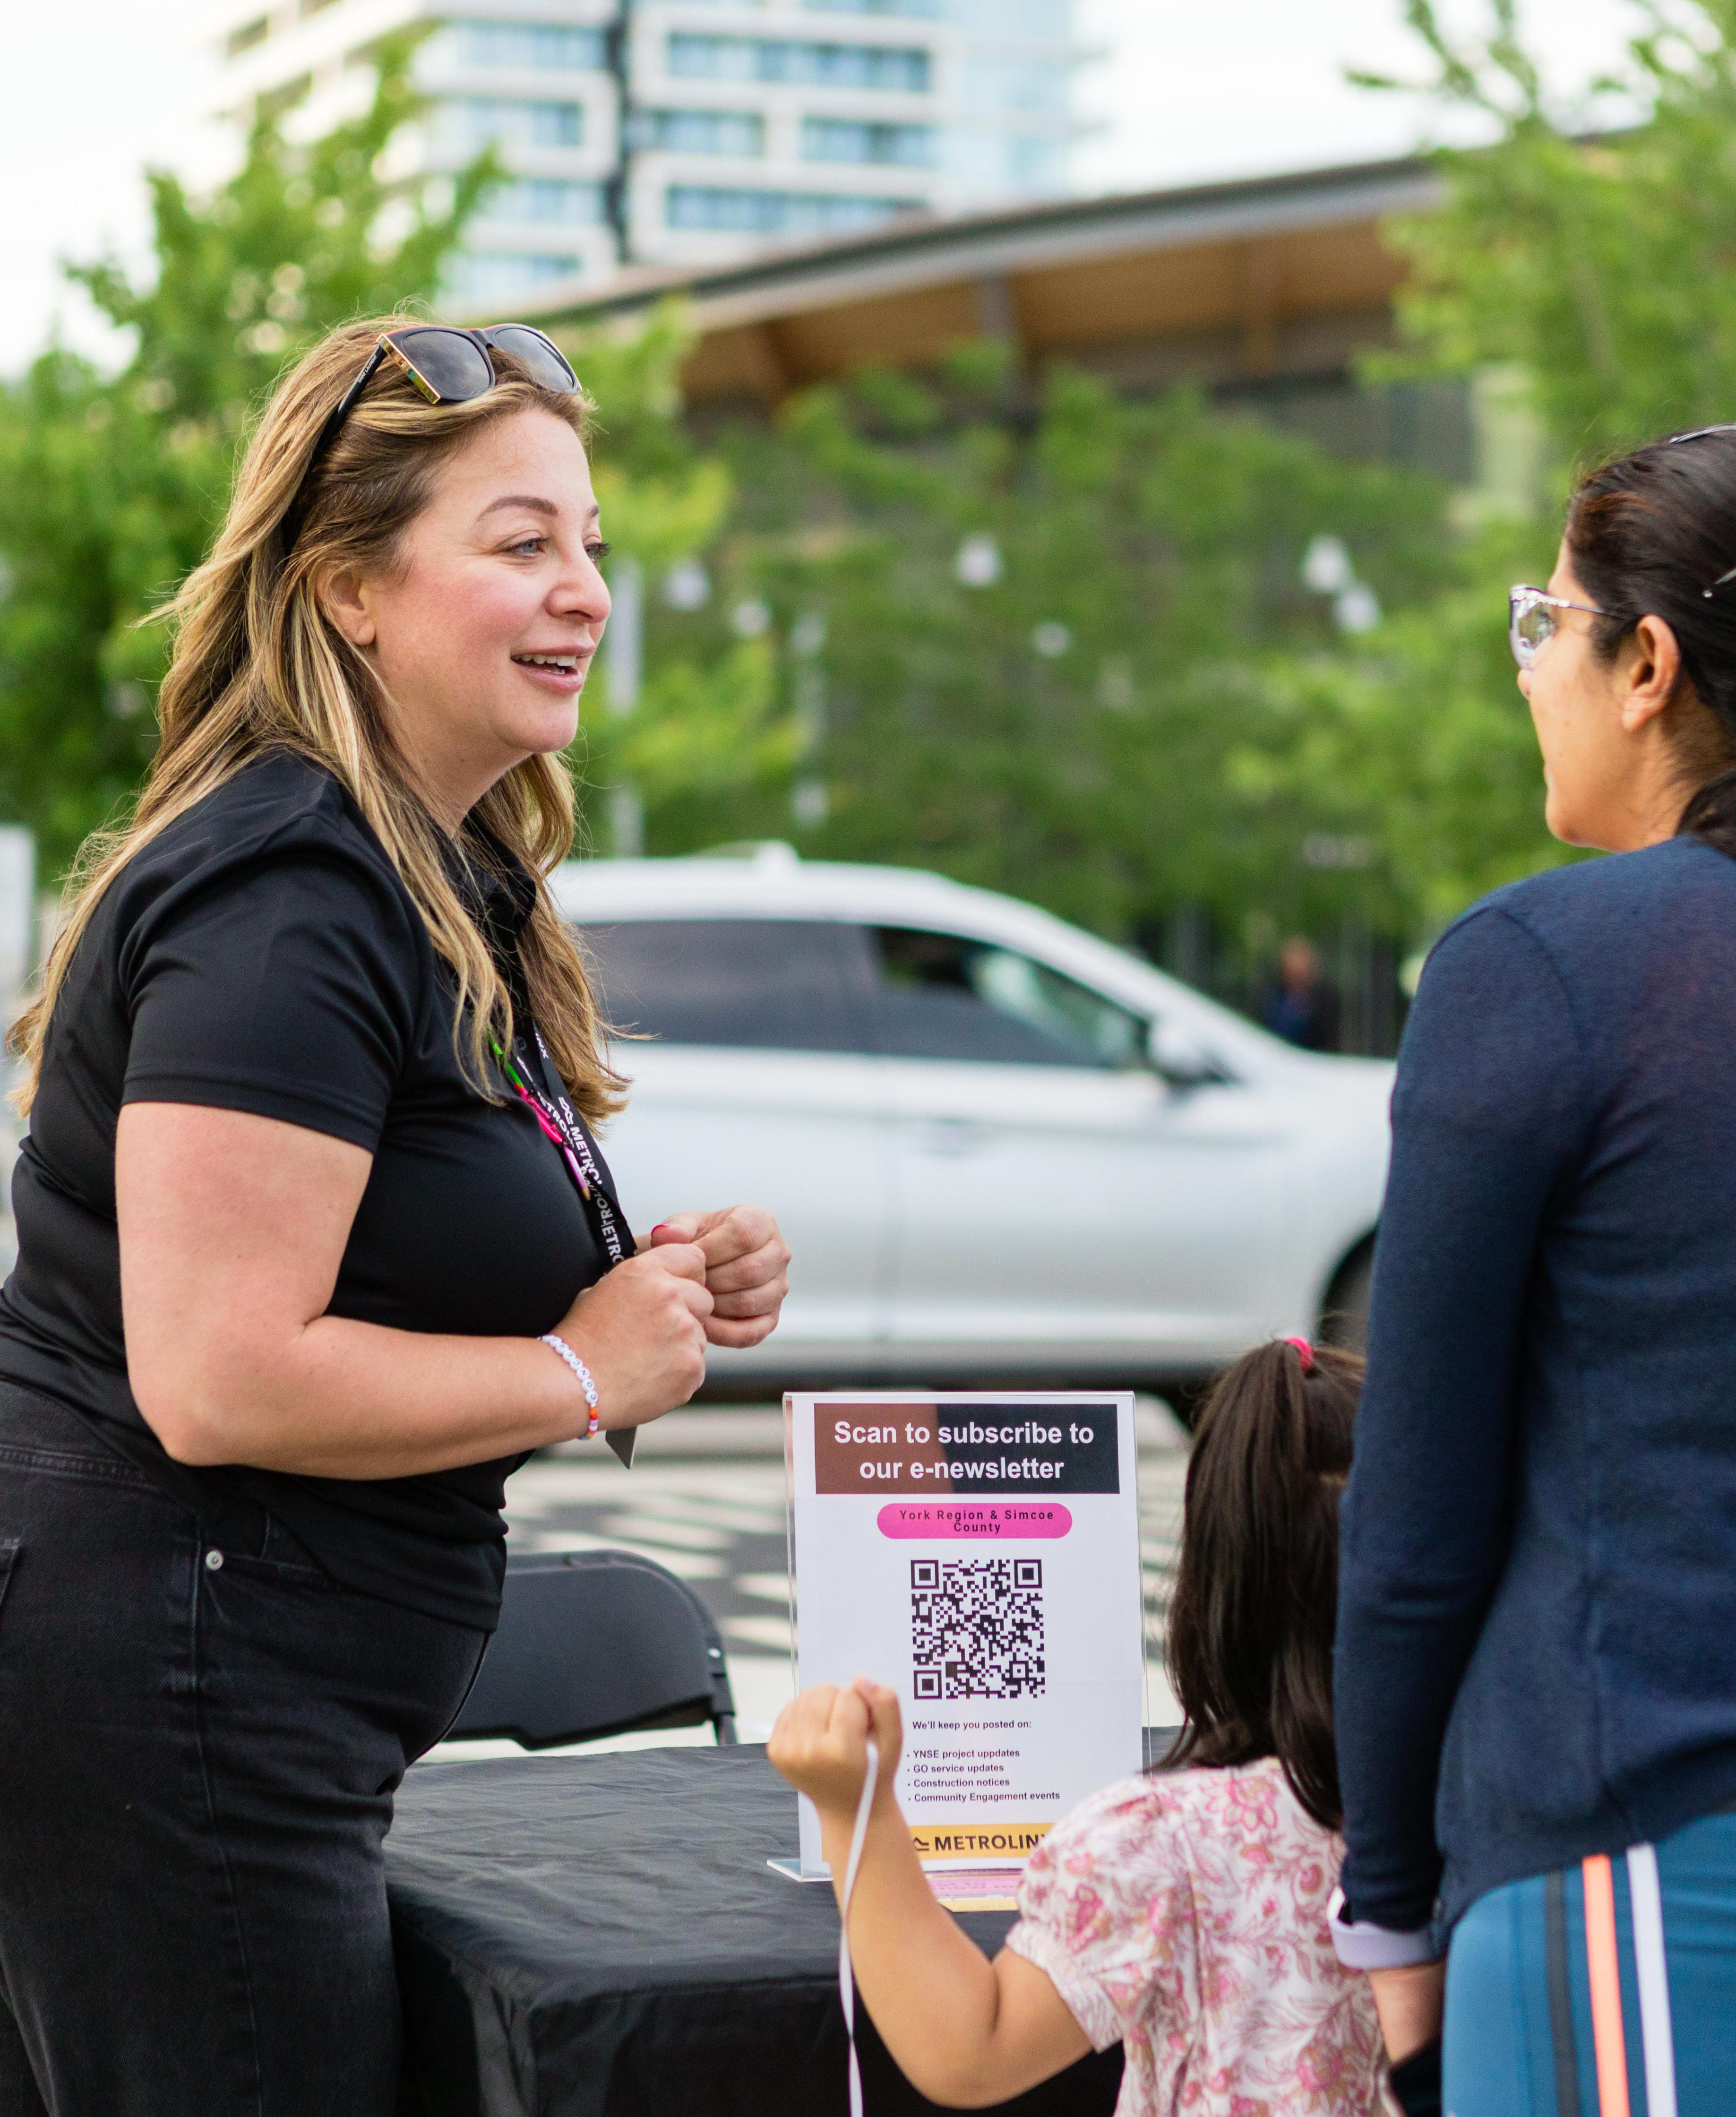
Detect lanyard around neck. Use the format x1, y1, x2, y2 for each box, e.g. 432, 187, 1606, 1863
494, 1030, 628, 1270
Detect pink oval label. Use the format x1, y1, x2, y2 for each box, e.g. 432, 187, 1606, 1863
876, 1502, 1072, 1541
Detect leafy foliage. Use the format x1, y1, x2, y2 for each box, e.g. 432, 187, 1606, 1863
1219, 0, 1736, 944
584, 342, 1458, 943
590, 5, 1736, 961
13, 0, 1718, 986
552, 308, 799, 837
0, 34, 490, 871
1366, 0, 1736, 469
1227, 518, 1559, 933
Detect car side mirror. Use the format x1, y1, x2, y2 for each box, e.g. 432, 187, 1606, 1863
1146, 1020, 1230, 1092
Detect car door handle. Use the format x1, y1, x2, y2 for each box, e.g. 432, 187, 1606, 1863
911, 1119, 992, 1156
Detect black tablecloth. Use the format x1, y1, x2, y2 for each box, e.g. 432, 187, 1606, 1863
388, 1743, 1149, 2117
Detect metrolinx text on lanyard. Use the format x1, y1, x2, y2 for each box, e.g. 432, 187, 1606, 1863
493, 1029, 629, 1270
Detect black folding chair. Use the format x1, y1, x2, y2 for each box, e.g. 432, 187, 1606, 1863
446, 1548, 738, 1749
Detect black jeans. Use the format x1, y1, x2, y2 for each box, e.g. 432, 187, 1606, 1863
0, 1385, 487, 2117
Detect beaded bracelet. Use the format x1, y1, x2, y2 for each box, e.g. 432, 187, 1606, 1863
540, 1332, 601, 1439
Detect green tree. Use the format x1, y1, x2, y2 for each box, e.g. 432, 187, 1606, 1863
554, 308, 798, 842
560, 2, 1656, 973
1228, 517, 1557, 934
0, 33, 491, 870
1361, 0, 1736, 467
610, 346, 1457, 947
1219, 0, 1736, 942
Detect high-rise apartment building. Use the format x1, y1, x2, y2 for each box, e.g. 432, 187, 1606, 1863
214, 2, 1078, 303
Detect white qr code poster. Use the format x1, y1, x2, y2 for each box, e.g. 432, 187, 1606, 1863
785, 1392, 1143, 1876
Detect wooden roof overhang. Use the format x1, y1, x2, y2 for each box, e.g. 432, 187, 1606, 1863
520, 154, 1443, 404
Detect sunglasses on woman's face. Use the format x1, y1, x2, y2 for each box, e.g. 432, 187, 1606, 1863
1508, 584, 1608, 669
287, 325, 580, 538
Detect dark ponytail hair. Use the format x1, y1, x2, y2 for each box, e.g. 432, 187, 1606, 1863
1162, 1338, 1362, 1829
1565, 430, 1736, 855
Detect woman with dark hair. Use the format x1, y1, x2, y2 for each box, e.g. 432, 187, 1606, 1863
768, 1339, 1397, 2117
0, 317, 790, 2114
1333, 429, 1736, 2111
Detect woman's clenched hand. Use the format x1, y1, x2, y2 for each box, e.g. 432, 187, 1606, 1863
557, 1244, 713, 1431
645, 1206, 790, 1349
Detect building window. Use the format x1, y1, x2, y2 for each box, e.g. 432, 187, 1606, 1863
666, 186, 921, 235
945, 0, 1070, 27
1005, 133, 1066, 191
258, 72, 313, 121
958, 53, 1070, 114
226, 14, 269, 59
446, 252, 584, 302
441, 97, 585, 152
476, 178, 607, 226
637, 109, 765, 157
803, 0, 942, 14
801, 118, 935, 165
667, 36, 931, 94
451, 21, 609, 72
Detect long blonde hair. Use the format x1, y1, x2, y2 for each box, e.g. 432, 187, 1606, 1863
14, 317, 625, 1125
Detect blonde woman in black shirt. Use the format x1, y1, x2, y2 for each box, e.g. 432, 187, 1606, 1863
0, 319, 790, 2115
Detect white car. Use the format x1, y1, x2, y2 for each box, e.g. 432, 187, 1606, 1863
551, 845, 1392, 1392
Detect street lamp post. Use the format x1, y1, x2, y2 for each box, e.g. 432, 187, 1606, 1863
606, 0, 637, 269
790, 610, 828, 830
604, 554, 645, 858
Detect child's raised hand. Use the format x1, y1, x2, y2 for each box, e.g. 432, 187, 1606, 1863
768, 1676, 903, 1820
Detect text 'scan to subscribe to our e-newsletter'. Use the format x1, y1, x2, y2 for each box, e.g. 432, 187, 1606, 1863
784, 1392, 1145, 1876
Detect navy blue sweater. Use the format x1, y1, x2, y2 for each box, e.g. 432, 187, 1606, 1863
1336, 835, 1736, 1933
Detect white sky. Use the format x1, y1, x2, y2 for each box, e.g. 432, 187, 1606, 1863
0, 0, 1639, 377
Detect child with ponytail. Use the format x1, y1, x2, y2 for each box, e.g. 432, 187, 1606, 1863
770, 1339, 1404, 2117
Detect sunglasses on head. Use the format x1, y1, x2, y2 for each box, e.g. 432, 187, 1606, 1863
286, 324, 580, 540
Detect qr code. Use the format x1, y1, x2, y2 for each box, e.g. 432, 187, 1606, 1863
910, 1558, 1046, 1701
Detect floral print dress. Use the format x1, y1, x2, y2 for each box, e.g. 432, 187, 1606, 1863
1004, 1756, 1397, 2117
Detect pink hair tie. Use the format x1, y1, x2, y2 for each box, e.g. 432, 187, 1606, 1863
1281, 1335, 1315, 1374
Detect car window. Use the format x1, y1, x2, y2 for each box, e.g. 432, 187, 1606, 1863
576, 918, 874, 1052
868, 927, 1149, 1069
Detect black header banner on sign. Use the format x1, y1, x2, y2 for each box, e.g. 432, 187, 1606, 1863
814, 1401, 1121, 1496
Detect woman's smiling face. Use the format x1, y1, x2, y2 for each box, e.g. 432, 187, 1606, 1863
325, 405, 610, 823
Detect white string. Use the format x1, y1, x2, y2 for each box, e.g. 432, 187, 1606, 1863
838, 1735, 880, 2117
1626, 1843, 1679, 2117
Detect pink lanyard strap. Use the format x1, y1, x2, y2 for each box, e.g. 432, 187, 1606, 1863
493, 1034, 627, 1267
507, 1073, 591, 1194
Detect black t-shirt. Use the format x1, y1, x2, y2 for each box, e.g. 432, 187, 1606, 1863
0, 752, 618, 1628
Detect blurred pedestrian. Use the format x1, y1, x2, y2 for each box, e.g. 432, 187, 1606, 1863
0, 318, 789, 2115
1261, 935, 1340, 1049
1332, 427, 1736, 2113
